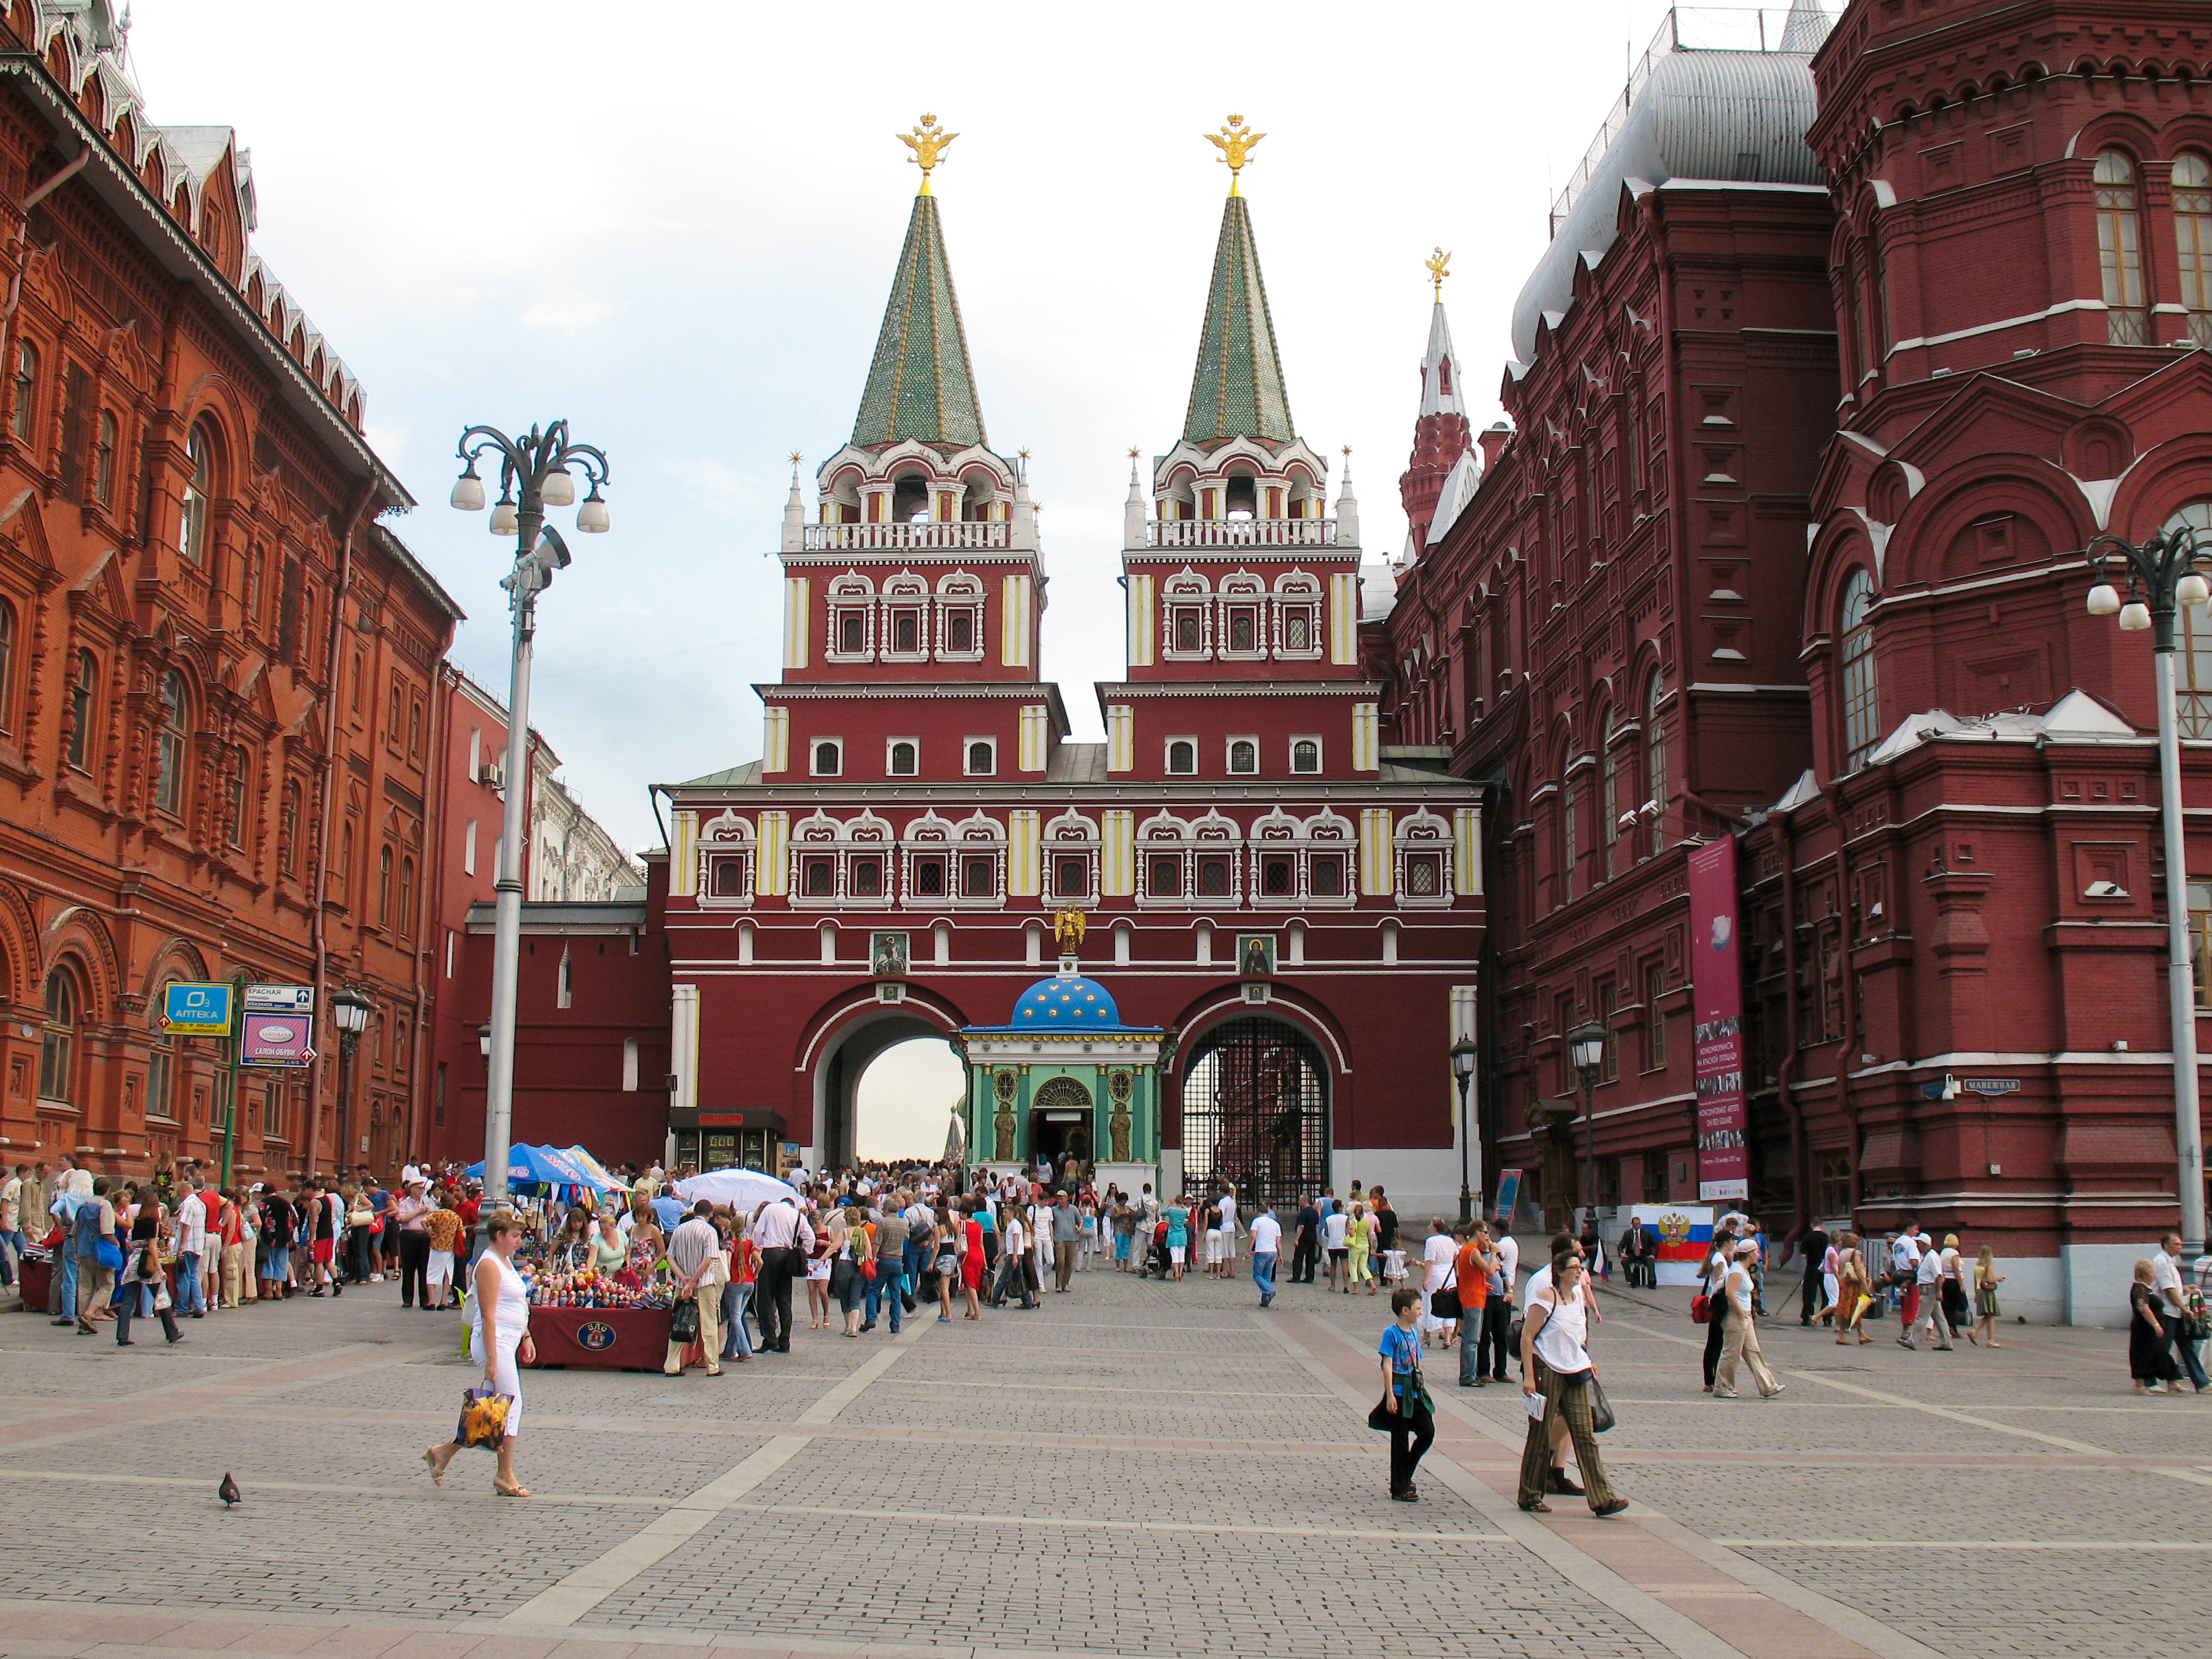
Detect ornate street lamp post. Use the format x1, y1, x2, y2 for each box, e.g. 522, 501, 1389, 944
450, 422, 610, 1207
1450, 1036, 1478, 1224
329, 986, 373, 1177
2086, 526, 2211, 1251
1569, 1021, 1607, 1228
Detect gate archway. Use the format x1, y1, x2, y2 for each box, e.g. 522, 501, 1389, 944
1179, 1016, 1329, 1214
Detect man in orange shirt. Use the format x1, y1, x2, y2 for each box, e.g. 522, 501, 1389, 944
1456, 1223, 1497, 1388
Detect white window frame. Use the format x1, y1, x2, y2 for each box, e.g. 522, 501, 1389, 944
1161, 568, 1213, 662
1393, 810, 1456, 907
1226, 735, 1260, 777
935, 571, 986, 663
1217, 581, 1268, 660
1288, 735, 1323, 775
964, 737, 998, 777
886, 737, 920, 778
881, 576, 931, 662
1165, 736, 1199, 776
701, 849, 754, 906
810, 738, 843, 778
826, 572, 876, 664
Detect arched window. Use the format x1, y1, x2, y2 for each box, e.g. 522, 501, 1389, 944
146, 991, 174, 1122
2177, 154, 2212, 347
966, 739, 994, 777
378, 845, 392, 926
37, 966, 76, 1102
11, 340, 36, 443
812, 739, 841, 777
0, 598, 13, 732
2095, 150, 2147, 343
179, 420, 214, 563
1600, 709, 1620, 882
399, 856, 415, 935
225, 745, 249, 849
889, 740, 918, 777
93, 410, 115, 505
65, 648, 95, 769
1558, 747, 1578, 905
2165, 504, 2212, 736
1292, 738, 1319, 774
1228, 739, 1258, 775
1839, 569, 1881, 770
1166, 739, 1197, 775
154, 670, 187, 814
1644, 674, 1667, 859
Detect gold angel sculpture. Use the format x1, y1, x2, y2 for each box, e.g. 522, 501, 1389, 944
1426, 246, 1451, 302
1205, 114, 1265, 194
1052, 906, 1087, 957
899, 113, 958, 194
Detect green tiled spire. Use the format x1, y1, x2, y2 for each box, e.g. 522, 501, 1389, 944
851, 192, 986, 449
1182, 194, 1294, 445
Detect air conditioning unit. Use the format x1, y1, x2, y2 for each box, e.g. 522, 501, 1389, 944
486, 761, 506, 797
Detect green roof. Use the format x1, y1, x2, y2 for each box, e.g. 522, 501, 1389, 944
1182, 194, 1294, 445
851, 192, 986, 449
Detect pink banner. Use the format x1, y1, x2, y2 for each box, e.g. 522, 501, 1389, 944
1688, 836, 1748, 1203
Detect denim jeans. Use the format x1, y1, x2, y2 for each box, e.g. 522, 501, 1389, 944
54, 1248, 76, 1317
2164, 1310, 2209, 1390
1460, 1305, 1489, 1383
720, 1281, 754, 1359
0, 1227, 20, 1284
174, 1251, 204, 1315
1252, 1251, 1278, 1301
865, 1262, 904, 1330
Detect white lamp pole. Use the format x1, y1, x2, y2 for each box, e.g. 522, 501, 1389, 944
450, 423, 610, 1206
2087, 526, 2209, 1252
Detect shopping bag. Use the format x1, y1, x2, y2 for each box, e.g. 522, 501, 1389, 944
456, 1385, 512, 1450
669, 1295, 700, 1344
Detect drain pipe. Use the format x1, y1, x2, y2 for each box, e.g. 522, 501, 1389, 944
0, 145, 91, 328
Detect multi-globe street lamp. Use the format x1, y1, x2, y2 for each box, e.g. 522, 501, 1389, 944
2085, 524, 2210, 1251
450, 422, 610, 1207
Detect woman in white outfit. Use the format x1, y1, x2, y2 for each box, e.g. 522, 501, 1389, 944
423, 1212, 535, 1495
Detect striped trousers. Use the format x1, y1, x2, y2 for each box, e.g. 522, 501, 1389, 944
1516, 1361, 1619, 1511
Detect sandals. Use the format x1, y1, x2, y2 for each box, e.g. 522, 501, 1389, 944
494, 1482, 533, 1497
421, 1449, 445, 1487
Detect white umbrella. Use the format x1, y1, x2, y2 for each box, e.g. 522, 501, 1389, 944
673, 1167, 802, 1212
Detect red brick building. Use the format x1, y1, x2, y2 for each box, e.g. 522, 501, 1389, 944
1380, 0, 2212, 1317
0, 1, 463, 1183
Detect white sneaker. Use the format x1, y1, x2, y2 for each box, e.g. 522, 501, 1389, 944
370, 1273, 385, 1282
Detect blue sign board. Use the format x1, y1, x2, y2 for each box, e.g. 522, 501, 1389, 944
162, 981, 233, 1036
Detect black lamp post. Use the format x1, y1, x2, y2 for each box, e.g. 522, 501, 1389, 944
2085, 524, 2210, 1252
1450, 1036, 1478, 1223
1569, 1021, 1607, 1225
330, 987, 373, 1177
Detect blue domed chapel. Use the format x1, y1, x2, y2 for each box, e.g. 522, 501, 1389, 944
960, 961, 1166, 1191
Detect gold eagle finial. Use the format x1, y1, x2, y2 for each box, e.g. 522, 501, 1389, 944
898, 113, 958, 196
1426, 246, 1451, 302
1205, 113, 1265, 197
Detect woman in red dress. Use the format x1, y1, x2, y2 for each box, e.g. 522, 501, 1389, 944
959, 1203, 986, 1320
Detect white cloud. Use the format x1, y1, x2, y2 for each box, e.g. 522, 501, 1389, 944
519, 293, 621, 335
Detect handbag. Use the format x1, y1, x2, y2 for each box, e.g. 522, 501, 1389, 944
455, 1384, 513, 1450
668, 1294, 700, 1344
1690, 1292, 1711, 1324
94, 1237, 124, 1272
1589, 1374, 1617, 1434
859, 1255, 877, 1280
1430, 1282, 1462, 1320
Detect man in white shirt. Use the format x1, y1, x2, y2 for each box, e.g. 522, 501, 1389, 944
1217, 1188, 1239, 1265
2153, 1234, 2209, 1391
1419, 1218, 1457, 1337
1249, 1203, 1283, 1307
173, 1180, 208, 1318
1889, 1222, 1923, 1329
748, 1198, 815, 1353
1901, 1236, 1954, 1350
1321, 1201, 1350, 1291
1494, 1230, 1520, 1309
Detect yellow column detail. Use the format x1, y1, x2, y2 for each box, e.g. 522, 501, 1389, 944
756, 811, 790, 895
670, 811, 698, 896
1106, 706, 1134, 772
1101, 809, 1135, 895
1329, 572, 1358, 665
783, 577, 810, 670
1008, 810, 1041, 896
1360, 807, 1394, 895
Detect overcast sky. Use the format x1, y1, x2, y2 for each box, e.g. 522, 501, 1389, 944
126, 0, 1769, 1155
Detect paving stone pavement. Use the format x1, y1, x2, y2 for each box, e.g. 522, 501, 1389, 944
0, 1262, 2209, 1658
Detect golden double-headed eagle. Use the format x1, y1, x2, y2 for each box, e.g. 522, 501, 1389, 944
898, 113, 958, 194
1205, 114, 1265, 194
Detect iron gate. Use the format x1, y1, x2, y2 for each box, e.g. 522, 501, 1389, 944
1179, 1016, 1329, 1216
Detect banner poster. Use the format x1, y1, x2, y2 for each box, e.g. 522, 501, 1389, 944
1688, 836, 1749, 1203
1628, 1204, 1714, 1287
1492, 1168, 1522, 1230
